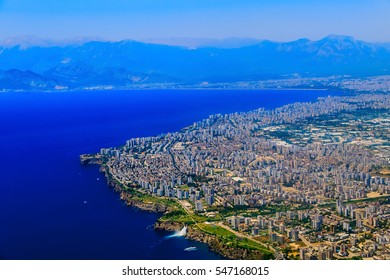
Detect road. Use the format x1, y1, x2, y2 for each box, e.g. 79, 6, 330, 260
216, 222, 277, 254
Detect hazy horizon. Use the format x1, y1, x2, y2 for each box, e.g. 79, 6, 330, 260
1, 34, 389, 49
0, 0, 389, 43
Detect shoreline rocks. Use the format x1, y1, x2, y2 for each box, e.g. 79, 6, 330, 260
120, 192, 168, 213
80, 154, 102, 165
102, 166, 169, 213
81, 156, 269, 260
155, 220, 269, 260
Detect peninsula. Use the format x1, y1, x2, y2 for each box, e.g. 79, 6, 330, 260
81, 92, 390, 260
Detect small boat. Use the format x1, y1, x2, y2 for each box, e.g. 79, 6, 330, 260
96, 178, 100, 181
184, 247, 197, 252
84, 201, 88, 204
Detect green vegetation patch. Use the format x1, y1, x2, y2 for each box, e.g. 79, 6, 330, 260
199, 224, 273, 258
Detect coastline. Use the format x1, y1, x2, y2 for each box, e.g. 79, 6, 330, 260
80, 155, 275, 260
4, 87, 388, 260
0, 86, 331, 95
78, 90, 390, 260
154, 220, 269, 260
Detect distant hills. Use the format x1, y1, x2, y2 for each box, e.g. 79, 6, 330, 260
1, 35, 390, 91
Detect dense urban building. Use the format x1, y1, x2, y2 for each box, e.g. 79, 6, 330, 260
84, 92, 390, 260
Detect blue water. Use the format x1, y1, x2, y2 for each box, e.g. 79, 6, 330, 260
0, 89, 342, 260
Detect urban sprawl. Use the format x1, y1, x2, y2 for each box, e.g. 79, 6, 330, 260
84, 91, 390, 260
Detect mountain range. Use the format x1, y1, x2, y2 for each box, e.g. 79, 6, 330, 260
1, 35, 390, 91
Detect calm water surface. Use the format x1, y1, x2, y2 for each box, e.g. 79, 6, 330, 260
0, 89, 342, 259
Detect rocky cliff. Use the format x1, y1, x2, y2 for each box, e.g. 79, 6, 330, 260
81, 156, 271, 259
154, 220, 269, 260
80, 154, 103, 165
119, 192, 168, 213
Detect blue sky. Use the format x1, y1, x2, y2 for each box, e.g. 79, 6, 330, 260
0, 0, 389, 42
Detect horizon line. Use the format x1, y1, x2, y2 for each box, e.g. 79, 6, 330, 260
1, 34, 390, 49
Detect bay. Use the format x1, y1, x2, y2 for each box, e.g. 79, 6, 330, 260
0, 89, 342, 259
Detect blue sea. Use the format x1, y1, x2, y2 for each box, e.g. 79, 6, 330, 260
0, 89, 342, 260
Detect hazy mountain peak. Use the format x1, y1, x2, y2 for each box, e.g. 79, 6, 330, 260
141, 37, 262, 49
0, 35, 55, 49
322, 34, 356, 42
1, 35, 390, 91
0, 35, 107, 49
